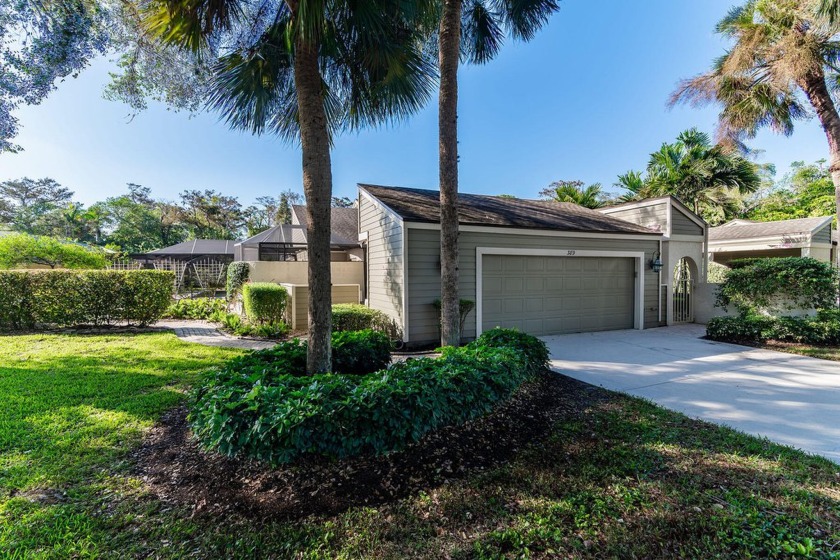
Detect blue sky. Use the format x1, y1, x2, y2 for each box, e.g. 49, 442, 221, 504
0, 0, 832, 207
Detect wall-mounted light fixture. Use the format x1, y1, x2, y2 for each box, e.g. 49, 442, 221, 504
649, 250, 663, 273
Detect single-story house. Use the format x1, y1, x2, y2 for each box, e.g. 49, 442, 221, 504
708, 216, 835, 265
132, 239, 238, 264
358, 185, 705, 347
598, 196, 708, 325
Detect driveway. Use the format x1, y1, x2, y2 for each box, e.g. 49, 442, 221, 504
542, 324, 840, 463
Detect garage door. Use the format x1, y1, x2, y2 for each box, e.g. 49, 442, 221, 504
481, 255, 635, 336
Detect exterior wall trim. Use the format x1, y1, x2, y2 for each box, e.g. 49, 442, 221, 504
405, 221, 660, 241
474, 247, 646, 337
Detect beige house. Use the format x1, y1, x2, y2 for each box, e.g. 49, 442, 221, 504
359, 185, 685, 347
708, 216, 835, 265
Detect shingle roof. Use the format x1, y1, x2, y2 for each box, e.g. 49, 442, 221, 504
146, 239, 238, 255
709, 216, 833, 241
292, 205, 359, 245
360, 185, 659, 235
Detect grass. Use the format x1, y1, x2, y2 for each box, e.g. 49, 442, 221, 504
758, 340, 840, 362
1, 332, 839, 559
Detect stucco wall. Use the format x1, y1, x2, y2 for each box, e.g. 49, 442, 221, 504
247, 261, 364, 296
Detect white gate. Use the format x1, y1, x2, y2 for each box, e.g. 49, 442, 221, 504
673, 258, 693, 323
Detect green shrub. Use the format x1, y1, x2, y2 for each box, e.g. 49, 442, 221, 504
242, 283, 287, 324
707, 261, 730, 283
163, 297, 227, 320
0, 269, 173, 330
332, 329, 392, 375
706, 314, 840, 345
189, 328, 547, 465
209, 310, 289, 339
0, 233, 107, 270
226, 262, 250, 299
332, 303, 401, 339
716, 257, 838, 315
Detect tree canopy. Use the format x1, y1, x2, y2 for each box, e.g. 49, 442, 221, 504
539, 180, 606, 209
0, 233, 107, 269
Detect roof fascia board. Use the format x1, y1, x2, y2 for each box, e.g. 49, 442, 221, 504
405, 221, 660, 240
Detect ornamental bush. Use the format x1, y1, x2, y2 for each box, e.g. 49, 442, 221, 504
242, 282, 287, 324
331, 329, 392, 375
189, 328, 548, 465
716, 257, 838, 315
163, 297, 227, 320
0, 269, 173, 330
226, 262, 250, 299
332, 303, 401, 339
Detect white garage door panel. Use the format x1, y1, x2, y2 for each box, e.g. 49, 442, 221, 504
482, 255, 635, 336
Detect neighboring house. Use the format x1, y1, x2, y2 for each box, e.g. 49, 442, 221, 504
598, 196, 708, 326
131, 239, 240, 296
133, 239, 238, 264
359, 184, 675, 347
708, 216, 835, 265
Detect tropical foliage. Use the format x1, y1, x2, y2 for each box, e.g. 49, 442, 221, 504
539, 180, 606, 209
673, 0, 840, 230
746, 160, 836, 222
616, 128, 760, 224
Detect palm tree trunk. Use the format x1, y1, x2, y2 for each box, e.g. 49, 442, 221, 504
294, 37, 333, 374
799, 69, 840, 266
438, 0, 461, 347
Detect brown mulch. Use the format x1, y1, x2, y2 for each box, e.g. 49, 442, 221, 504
133, 372, 604, 520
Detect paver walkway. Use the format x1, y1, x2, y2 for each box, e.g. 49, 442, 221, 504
543, 324, 840, 464
157, 320, 275, 350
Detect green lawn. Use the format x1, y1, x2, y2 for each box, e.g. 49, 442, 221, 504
1, 332, 839, 559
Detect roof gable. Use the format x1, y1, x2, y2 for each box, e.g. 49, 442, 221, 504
360, 184, 659, 235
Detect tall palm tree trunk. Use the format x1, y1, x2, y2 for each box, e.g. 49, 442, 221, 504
294, 38, 333, 374
439, 0, 461, 347
799, 68, 840, 266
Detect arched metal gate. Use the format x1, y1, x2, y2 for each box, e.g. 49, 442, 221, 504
673, 258, 693, 323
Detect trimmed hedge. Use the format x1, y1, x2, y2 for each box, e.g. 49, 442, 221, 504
0, 269, 174, 330
332, 303, 401, 339
706, 311, 840, 345
163, 297, 227, 320
243, 282, 287, 324
189, 328, 548, 465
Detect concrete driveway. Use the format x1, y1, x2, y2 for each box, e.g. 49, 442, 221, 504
543, 324, 840, 463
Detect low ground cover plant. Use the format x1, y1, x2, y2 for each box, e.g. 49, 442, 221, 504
707, 310, 840, 345
163, 297, 227, 320
189, 328, 548, 465
0, 269, 173, 330
332, 303, 401, 339
208, 310, 290, 339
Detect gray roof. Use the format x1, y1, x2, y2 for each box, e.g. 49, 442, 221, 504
146, 239, 238, 255
291, 205, 359, 245
710, 216, 833, 241
360, 184, 659, 235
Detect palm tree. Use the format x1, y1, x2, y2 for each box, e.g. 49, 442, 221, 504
617, 129, 760, 224
539, 180, 605, 209
147, 0, 435, 373
438, 0, 560, 347
672, 0, 840, 235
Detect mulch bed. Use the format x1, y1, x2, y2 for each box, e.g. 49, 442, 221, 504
133, 372, 606, 520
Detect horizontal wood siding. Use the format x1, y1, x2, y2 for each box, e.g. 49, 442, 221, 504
407, 227, 662, 344
602, 202, 669, 234
359, 195, 404, 332
813, 223, 832, 245
671, 206, 704, 236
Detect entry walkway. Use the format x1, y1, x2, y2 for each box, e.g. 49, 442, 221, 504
157, 320, 275, 350
543, 324, 840, 463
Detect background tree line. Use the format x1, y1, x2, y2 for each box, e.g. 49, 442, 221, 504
0, 179, 359, 253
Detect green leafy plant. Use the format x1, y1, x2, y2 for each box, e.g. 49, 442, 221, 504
226, 262, 250, 300
716, 258, 838, 315
242, 283, 287, 325
188, 328, 548, 465
163, 297, 227, 320
0, 233, 107, 269
332, 303, 401, 339
331, 329, 392, 375
0, 269, 173, 330
209, 310, 289, 339
706, 313, 840, 345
